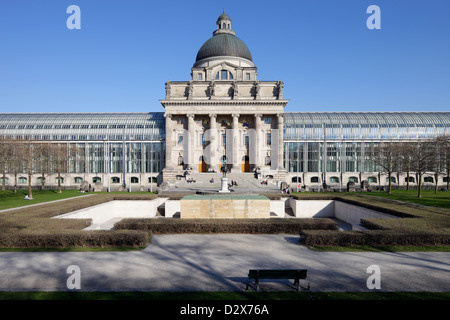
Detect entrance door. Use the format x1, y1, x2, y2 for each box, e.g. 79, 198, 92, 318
242, 156, 250, 172
199, 156, 207, 172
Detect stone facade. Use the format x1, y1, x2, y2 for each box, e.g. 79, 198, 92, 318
161, 12, 288, 184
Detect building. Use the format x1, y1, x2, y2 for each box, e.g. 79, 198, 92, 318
1, 12, 449, 191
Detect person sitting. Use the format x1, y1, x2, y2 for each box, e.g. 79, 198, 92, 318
24, 194, 32, 200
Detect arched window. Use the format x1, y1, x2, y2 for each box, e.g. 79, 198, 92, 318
424, 176, 434, 183
386, 177, 396, 183
310, 176, 319, 183
111, 177, 120, 183
131, 177, 139, 183
215, 70, 234, 80
74, 177, 83, 183
292, 177, 301, 183
0, 177, 9, 184
93, 177, 101, 183
18, 177, 27, 184
405, 177, 415, 183
368, 176, 377, 183
348, 176, 358, 183
55, 177, 64, 184
329, 176, 339, 183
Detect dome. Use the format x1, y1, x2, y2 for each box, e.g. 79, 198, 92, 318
195, 11, 253, 64
195, 33, 253, 63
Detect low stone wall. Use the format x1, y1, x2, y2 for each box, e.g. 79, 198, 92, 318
180, 195, 271, 219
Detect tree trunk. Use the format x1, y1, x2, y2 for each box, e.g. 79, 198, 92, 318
388, 172, 392, 194
58, 171, 62, 193
28, 167, 33, 199
435, 172, 438, 194
417, 172, 422, 198
2, 169, 5, 191
406, 171, 410, 190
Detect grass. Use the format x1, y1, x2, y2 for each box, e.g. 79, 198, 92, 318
360, 189, 450, 209
0, 189, 89, 211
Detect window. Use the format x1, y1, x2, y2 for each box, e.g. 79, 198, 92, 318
18, 177, 27, 184
111, 177, 120, 183
266, 133, 271, 145
264, 117, 272, 125
386, 177, 396, 183
215, 70, 234, 80
424, 176, 434, 183
222, 134, 227, 146
177, 134, 184, 145
131, 177, 139, 183
348, 176, 358, 183
245, 73, 251, 80
368, 176, 377, 183
176, 117, 184, 125
55, 177, 64, 184
198, 73, 203, 80
93, 177, 102, 183
310, 177, 319, 183
0, 177, 9, 184
405, 177, 415, 183
329, 176, 339, 183
74, 177, 83, 183
292, 177, 301, 183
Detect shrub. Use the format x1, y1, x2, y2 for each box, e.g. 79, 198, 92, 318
300, 230, 450, 247
0, 230, 151, 248
114, 218, 338, 234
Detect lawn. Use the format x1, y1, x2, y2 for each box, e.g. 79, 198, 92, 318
0, 189, 89, 211
360, 189, 450, 209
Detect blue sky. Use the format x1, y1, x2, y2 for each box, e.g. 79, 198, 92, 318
0, 0, 449, 113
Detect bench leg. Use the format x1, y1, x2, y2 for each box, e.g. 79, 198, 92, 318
294, 278, 299, 291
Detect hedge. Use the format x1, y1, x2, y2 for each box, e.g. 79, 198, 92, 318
300, 230, 450, 247
0, 230, 151, 248
114, 218, 338, 234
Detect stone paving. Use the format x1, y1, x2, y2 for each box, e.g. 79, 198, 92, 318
0, 234, 449, 292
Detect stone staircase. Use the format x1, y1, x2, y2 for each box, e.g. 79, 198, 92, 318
174, 172, 280, 192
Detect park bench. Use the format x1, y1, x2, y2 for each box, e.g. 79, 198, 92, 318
246, 269, 309, 291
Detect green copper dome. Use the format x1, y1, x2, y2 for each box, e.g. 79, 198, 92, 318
195, 11, 252, 63
195, 33, 253, 62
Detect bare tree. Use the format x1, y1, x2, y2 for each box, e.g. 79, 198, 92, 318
0, 137, 10, 191
431, 135, 450, 192
409, 139, 435, 198
398, 142, 414, 190
49, 143, 70, 193
372, 141, 398, 194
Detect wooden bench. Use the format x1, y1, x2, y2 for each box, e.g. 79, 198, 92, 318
246, 269, 309, 291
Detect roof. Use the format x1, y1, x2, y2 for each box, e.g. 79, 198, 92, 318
195, 33, 253, 62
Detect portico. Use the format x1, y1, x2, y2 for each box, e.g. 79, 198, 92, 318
160, 11, 288, 184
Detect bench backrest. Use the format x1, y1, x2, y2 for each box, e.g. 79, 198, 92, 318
248, 269, 307, 280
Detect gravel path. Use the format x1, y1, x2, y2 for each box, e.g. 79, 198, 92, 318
0, 234, 449, 292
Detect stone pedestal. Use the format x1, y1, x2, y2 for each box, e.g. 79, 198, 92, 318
219, 177, 230, 193
180, 195, 270, 219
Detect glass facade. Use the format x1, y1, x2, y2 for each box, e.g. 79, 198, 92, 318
0, 111, 449, 187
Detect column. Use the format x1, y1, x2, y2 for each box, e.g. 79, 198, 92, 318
164, 113, 174, 170
277, 114, 284, 170
187, 114, 195, 170
231, 113, 240, 172
209, 113, 218, 171
254, 113, 263, 169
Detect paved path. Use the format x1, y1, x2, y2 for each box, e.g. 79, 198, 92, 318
0, 234, 449, 292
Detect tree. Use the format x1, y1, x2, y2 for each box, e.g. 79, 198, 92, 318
431, 135, 450, 192
398, 142, 414, 190
372, 142, 398, 194
49, 143, 70, 193
409, 139, 435, 198
19, 140, 42, 199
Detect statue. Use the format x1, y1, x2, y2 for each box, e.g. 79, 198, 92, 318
276, 80, 283, 99
221, 157, 227, 176
254, 80, 260, 98
208, 81, 215, 98
232, 80, 238, 99
187, 80, 194, 99
165, 80, 171, 99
